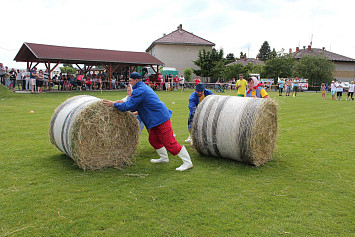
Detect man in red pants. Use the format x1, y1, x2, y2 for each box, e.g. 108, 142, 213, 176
103, 72, 193, 171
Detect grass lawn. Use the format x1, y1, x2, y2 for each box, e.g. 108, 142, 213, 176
0, 86, 354, 236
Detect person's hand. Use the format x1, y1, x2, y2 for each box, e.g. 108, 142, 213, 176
103, 100, 114, 107
132, 111, 138, 115
114, 100, 123, 103
251, 94, 257, 98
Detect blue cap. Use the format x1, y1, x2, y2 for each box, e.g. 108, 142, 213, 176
129, 72, 142, 79
195, 83, 205, 92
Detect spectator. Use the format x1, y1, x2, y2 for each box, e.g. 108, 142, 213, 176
236, 74, 247, 97
30, 67, 38, 93
173, 75, 179, 90
16, 69, 22, 90
179, 75, 185, 91
346, 81, 354, 101
4, 66, 10, 89
37, 70, 44, 93
185, 83, 214, 144
9, 68, 17, 91
285, 78, 292, 96
330, 81, 337, 100
321, 83, 326, 100
215, 79, 224, 93
43, 69, 49, 91
278, 78, 285, 96
76, 74, 83, 91
336, 81, 343, 100
293, 77, 300, 97
24, 69, 31, 91
0, 63, 5, 85
194, 76, 201, 87
246, 77, 269, 98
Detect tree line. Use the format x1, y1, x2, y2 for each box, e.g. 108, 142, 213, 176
190, 41, 335, 86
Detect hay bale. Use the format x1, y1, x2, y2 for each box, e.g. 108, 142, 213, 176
49, 95, 139, 170
191, 95, 278, 166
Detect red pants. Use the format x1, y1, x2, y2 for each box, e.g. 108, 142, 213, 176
148, 119, 182, 156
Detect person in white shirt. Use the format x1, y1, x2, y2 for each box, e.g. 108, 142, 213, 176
336, 81, 343, 100
346, 81, 354, 101
16, 69, 22, 90
179, 75, 185, 92
24, 69, 31, 91
330, 81, 337, 100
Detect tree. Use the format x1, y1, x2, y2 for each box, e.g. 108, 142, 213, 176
193, 48, 225, 79
226, 53, 236, 64
240, 51, 246, 59
184, 68, 193, 82
270, 48, 277, 59
263, 55, 295, 79
295, 55, 335, 86
60, 64, 77, 74
257, 41, 271, 61
222, 63, 246, 81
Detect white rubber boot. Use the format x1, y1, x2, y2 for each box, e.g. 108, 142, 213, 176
185, 134, 192, 143
176, 146, 193, 171
150, 147, 169, 163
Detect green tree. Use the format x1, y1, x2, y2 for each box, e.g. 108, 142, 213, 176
184, 68, 193, 82
60, 64, 77, 74
226, 53, 236, 64
257, 41, 271, 61
295, 55, 335, 86
193, 48, 225, 79
263, 55, 295, 79
244, 63, 264, 77
222, 63, 246, 81
270, 48, 277, 59
240, 51, 246, 59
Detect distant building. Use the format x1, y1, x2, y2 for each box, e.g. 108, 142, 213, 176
292, 46, 355, 82
227, 57, 265, 67
146, 24, 215, 77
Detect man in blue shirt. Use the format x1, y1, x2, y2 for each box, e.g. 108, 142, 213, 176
185, 83, 214, 144
103, 72, 193, 171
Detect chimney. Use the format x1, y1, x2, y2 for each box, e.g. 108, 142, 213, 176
322, 47, 325, 50
307, 45, 311, 50
244, 56, 247, 61
303, 46, 306, 49
163, 33, 166, 37
289, 48, 292, 54
177, 24, 182, 31
296, 47, 299, 52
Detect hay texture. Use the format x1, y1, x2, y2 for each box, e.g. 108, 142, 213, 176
49, 95, 139, 170
191, 95, 278, 166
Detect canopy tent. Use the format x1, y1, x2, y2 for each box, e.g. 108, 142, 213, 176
14, 42, 164, 90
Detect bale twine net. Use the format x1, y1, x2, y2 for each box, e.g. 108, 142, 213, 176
191, 95, 278, 166
49, 95, 139, 170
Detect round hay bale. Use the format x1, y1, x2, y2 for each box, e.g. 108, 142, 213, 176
191, 95, 278, 166
49, 95, 139, 170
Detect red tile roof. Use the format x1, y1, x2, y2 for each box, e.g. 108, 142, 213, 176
146, 28, 215, 52
14, 42, 164, 65
293, 48, 355, 62
227, 58, 265, 67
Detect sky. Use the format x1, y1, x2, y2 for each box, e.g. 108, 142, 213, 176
1, 0, 354, 69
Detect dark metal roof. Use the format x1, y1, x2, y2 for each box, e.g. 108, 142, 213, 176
14, 42, 164, 65
293, 48, 355, 62
146, 28, 215, 52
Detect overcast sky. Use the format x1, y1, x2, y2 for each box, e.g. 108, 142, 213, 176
1, 0, 354, 69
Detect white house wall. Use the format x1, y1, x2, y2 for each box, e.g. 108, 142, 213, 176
148, 44, 213, 77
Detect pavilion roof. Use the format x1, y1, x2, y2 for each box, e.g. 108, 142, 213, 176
14, 42, 164, 65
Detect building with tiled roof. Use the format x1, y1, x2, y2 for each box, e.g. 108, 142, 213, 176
146, 24, 215, 77
292, 46, 355, 82
227, 57, 265, 67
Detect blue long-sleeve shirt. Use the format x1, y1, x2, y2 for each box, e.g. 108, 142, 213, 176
114, 81, 172, 129
188, 89, 214, 129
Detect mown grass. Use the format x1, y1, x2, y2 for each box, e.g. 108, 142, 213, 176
0, 85, 354, 236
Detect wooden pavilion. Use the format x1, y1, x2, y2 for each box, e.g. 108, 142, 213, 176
14, 42, 164, 90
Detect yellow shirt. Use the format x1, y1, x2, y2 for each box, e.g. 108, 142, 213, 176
251, 89, 268, 98
199, 93, 205, 103
236, 79, 247, 96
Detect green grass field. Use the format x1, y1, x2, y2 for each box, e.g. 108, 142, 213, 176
0, 86, 354, 236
